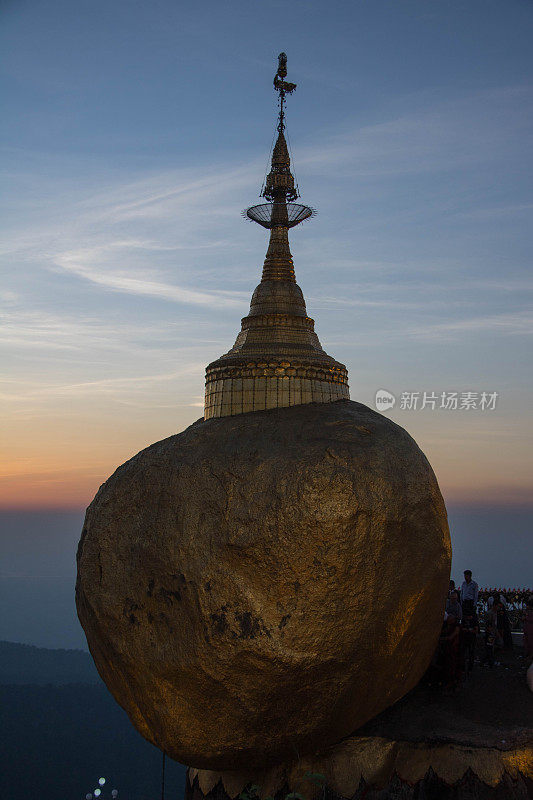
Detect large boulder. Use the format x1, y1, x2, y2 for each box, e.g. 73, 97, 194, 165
76, 400, 450, 769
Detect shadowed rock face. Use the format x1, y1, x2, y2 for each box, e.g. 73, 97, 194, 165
76, 400, 451, 770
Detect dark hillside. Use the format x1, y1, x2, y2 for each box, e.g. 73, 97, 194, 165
0, 683, 186, 800
0, 640, 99, 684
0, 642, 186, 800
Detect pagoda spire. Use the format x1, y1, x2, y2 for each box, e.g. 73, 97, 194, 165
263, 53, 299, 204
204, 54, 349, 420
246, 53, 312, 284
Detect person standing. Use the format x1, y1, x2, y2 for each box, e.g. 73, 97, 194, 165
495, 597, 513, 650
523, 595, 533, 659
483, 598, 497, 667
443, 614, 461, 690
446, 590, 462, 623
460, 600, 479, 676
460, 570, 479, 608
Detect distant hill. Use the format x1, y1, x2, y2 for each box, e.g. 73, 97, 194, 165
0, 639, 99, 684
0, 641, 186, 800
0, 683, 186, 800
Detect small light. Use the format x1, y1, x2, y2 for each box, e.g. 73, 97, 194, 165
111, 791, 118, 799
94, 790, 101, 798
86, 795, 93, 800
99, 778, 106, 786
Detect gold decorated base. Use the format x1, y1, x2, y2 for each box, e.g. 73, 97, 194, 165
204, 363, 349, 419
187, 736, 533, 799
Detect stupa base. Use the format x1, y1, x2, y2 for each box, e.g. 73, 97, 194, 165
186, 736, 532, 800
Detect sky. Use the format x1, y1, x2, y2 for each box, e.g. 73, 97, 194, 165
1, 0, 532, 612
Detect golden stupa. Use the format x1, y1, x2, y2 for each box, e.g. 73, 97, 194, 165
204, 53, 349, 419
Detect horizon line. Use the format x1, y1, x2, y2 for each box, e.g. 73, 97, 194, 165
1, 500, 533, 513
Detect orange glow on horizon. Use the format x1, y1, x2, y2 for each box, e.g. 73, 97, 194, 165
2, 391, 531, 511
2, 437, 532, 511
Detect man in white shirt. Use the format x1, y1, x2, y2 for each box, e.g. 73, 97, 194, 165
460, 569, 479, 607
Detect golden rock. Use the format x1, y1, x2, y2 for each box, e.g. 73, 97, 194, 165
76, 400, 451, 769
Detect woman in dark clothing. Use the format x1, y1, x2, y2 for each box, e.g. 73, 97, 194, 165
523, 596, 533, 658
443, 614, 461, 690
460, 600, 479, 676
483, 595, 497, 666
445, 590, 462, 623
495, 597, 513, 650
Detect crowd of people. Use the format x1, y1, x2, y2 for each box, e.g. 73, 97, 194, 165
427, 569, 533, 691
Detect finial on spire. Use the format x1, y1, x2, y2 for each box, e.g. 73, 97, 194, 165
273, 52, 297, 133
243, 53, 314, 228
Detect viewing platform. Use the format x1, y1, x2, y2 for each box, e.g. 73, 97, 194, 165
187, 646, 533, 799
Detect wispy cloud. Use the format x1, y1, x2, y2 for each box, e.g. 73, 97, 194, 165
3, 367, 204, 400
405, 311, 533, 340
0, 308, 190, 353
100, 165, 256, 222
459, 203, 533, 220
53, 244, 248, 308
298, 86, 533, 177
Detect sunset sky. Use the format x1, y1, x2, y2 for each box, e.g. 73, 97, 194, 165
1, 0, 532, 513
